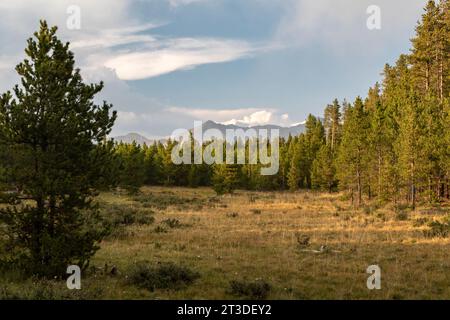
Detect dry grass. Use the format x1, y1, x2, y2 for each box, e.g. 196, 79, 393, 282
88, 187, 450, 300
2, 186, 449, 299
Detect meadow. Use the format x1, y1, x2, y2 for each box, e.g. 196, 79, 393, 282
1, 186, 449, 300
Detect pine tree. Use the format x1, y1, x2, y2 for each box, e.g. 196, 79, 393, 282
212, 164, 239, 195
404, 1, 449, 204
366, 83, 394, 200
444, 98, 450, 199
396, 93, 427, 209
303, 115, 325, 188
0, 21, 116, 277
116, 141, 146, 193
287, 155, 300, 191
410, 1, 441, 96
161, 139, 177, 185
278, 137, 290, 189
143, 143, 158, 185
337, 97, 370, 207
311, 144, 336, 192
323, 99, 342, 150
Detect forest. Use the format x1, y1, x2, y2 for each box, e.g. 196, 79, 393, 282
114, 0, 450, 208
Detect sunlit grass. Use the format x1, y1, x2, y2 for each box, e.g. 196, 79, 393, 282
2, 186, 449, 299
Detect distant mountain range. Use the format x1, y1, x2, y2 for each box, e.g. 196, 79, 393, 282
200, 120, 306, 139
112, 120, 308, 145
112, 132, 156, 145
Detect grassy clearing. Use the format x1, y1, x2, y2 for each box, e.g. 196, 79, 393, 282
1, 186, 449, 299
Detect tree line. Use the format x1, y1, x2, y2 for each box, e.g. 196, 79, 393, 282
115, 1, 450, 209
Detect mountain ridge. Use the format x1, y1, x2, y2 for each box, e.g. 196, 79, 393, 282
112, 120, 308, 144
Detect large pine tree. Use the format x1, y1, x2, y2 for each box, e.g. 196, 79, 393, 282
0, 21, 117, 277
337, 97, 370, 207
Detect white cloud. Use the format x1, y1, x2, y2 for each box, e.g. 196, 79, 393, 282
0, 0, 131, 89
68, 21, 264, 81
102, 38, 256, 80
222, 110, 293, 127
166, 106, 268, 122
69, 23, 161, 50
166, 106, 293, 127
0, 0, 276, 137
0, 0, 268, 84
223, 110, 273, 126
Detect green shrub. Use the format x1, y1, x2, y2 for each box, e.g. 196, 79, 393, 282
101, 204, 155, 227
153, 226, 168, 233
228, 279, 271, 299
0, 279, 103, 300
413, 217, 429, 227
105, 226, 134, 240
132, 193, 205, 211
393, 203, 411, 212
226, 212, 239, 218
128, 262, 200, 291
395, 211, 409, 221
295, 233, 310, 248
162, 218, 182, 229
136, 215, 155, 225
423, 219, 450, 238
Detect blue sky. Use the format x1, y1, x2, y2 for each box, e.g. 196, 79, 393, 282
0, 0, 428, 138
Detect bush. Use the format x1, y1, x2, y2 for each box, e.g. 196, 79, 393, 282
362, 206, 371, 215
101, 204, 155, 227
162, 218, 182, 229
423, 219, 450, 238
128, 262, 200, 291
132, 193, 205, 211
295, 233, 310, 248
251, 209, 262, 215
376, 212, 387, 221
395, 211, 409, 221
226, 212, 239, 218
0, 279, 104, 300
104, 226, 134, 240
153, 226, 168, 233
413, 217, 429, 227
393, 203, 411, 212
228, 279, 271, 299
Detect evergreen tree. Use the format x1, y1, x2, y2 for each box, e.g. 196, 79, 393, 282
410, 1, 441, 96
303, 115, 325, 188
143, 143, 158, 185
287, 155, 300, 191
324, 99, 342, 150
212, 164, 239, 195
311, 144, 336, 192
366, 83, 394, 200
337, 97, 370, 207
0, 21, 116, 277
116, 141, 146, 193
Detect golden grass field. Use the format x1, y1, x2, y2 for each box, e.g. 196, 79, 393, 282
2, 186, 450, 299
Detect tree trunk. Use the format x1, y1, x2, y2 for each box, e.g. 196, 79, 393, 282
357, 170, 362, 208
378, 151, 382, 197
411, 161, 416, 210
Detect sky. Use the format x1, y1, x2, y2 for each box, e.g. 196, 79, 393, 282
0, 0, 428, 138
